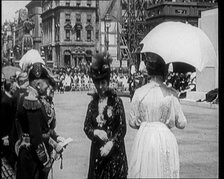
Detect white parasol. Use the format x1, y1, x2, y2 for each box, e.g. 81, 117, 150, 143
140, 21, 217, 71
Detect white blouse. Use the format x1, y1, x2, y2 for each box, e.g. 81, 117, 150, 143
129, 81, 187, 129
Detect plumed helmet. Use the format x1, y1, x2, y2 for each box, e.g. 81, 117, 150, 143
19, 49, 45, 72
28, 63, 58, 88
19, 49, 57, 88
89, 51, 113, 81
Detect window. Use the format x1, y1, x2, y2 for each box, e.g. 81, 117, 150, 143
96, 31, 99, 40
66, 0, 70, 6
55, 22, 60, 42
76, 0, 81, 6
87, 30, 91, 41
87, 14, 91, 23
76, 13, 81, 23
76, 30, 81, 41
65, 29, 70, 40
87, 0, 91, 7
65, 13, 71, 23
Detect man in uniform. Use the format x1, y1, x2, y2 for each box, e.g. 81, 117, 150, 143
15, 54, 65, 179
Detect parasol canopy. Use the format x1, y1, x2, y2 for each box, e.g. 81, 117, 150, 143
140, 21, 217, 71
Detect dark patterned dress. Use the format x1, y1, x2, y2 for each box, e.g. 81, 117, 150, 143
84, 89, 128, 179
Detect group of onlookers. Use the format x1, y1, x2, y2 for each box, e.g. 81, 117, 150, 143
51, 67, 130, 93
165, 72, 196, 92
165, 72, 196, 98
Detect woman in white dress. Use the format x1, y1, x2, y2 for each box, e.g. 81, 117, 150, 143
129, 53, 187, 178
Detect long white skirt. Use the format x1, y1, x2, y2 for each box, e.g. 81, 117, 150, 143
129, 122, 180, 178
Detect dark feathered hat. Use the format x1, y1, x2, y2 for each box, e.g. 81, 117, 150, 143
89, 51, 113, 81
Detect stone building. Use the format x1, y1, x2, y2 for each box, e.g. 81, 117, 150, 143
40, 0, 98, 68
14, 8, 28, 61
145, 0, 217, 30
26, 0, 42, 52
98, 0, 122, 68
2, 20, 16, 64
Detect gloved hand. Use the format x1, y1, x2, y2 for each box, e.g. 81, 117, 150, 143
55, 143, 63, 154
57, 136, 66, 143
100, 141, 113, 157
94, 129, 108, 141
49, 137, 63, 154
57, 136, 68, 149
2, 136, 9, 146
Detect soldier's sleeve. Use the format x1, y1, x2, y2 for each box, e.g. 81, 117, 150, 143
23, 97, 50, 167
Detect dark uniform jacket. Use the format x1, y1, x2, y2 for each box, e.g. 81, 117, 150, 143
16, 86, 58, 179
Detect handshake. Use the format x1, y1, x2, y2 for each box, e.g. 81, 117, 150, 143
94, 129, 113, 157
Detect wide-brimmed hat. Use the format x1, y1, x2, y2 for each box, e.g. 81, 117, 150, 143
89, 51, 113, 81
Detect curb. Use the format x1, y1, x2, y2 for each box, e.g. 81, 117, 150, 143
180, 99, 218, 109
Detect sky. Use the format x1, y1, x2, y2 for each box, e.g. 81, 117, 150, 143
2, 0, 30, 24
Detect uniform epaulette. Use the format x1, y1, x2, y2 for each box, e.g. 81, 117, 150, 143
23, 95, 41, 110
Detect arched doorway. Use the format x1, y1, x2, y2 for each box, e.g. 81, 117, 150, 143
64, 50, 71, 67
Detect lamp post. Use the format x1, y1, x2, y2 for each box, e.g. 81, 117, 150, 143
105, 13, 111, 51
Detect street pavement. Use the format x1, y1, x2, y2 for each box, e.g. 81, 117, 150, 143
50, 91, 218, 179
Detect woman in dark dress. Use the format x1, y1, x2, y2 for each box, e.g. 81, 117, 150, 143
84, 52, 128, 179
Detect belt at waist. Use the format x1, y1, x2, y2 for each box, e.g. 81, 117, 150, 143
22, 132, 50, 140
140, 121, 168, 129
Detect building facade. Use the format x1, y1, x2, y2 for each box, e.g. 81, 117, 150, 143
14, 8, 28, 61
26, 0, 42, 52
40, 0, 98, 68
99, 0, 123, 68
145, 0, 217, 30
2, 20, 16, 65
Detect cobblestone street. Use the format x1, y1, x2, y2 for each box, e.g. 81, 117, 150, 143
51, 91, 218, 179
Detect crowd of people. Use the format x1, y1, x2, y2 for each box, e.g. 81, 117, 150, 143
51, 67, 130, 93
50, 66, 197, 102
127, 70, 197, 100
